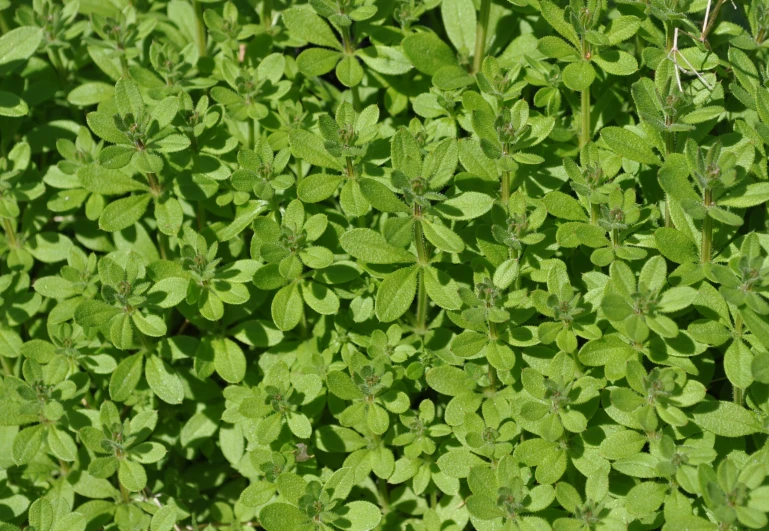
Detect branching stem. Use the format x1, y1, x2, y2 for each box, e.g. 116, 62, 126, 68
473, 0, 491, 73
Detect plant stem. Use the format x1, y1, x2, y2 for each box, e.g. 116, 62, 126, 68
120, 55, 130, 79
346, 156, 355, 179
295, 159, 303, 185
511, 247, 521, 289
2, 217, 17, 248
414, 204, 428, 333
47, 48, 66, 80
579, 35, 591, 147
734, 386, 744, 407
194, 0, 207, 57
580, 86, 590, 148
501, 170, 510, 205
0, 10, 9, 35
249, 118, 257, 149
351, 85, 361, 112
473, 0, 491, 73
0, 355, 12, 376
415, 269, 428, 334
701, 190, 712, 263
664, 122, 676, 228
430, 490, 438, 509
158, 233, 169, 260
120, 481, 130, 503
262, 0, 273, 29
590, 203, 599, 225
487, 365, 497, 393
377, 478, 390, 514
196, 202, 206, 231
146, 172, 161, 195
700, 0, 726, 42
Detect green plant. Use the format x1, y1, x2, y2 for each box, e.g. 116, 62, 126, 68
1, 1, 769, 530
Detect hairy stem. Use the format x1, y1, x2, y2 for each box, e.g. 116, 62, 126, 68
2, 217, 17, 248
0, 355, 12, 377
194, 0, 207, 57
473, 0, 491, 73
158, 233, 169, 260
47, 48, 66, 79
120, 55, 130, 79
590, 203, 599, 225
262, 0, 273, 29
511, 247, 521, 290
665, 124, 675, 228
414, 204, 428, 333
702, 190, 712, 263
120, 481, 130, 503
701, 0, 726, 42
580, 86, 590, 148
346, 156, 355, 179
146, 172, 161, 195
734, 386, 744, 407
501, 170, 510, 205
0, 10, 9, 35
378, 478, 390, 514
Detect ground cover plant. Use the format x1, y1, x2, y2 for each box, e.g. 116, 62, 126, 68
2, 0, 769, 529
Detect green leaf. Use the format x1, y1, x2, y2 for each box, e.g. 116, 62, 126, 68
147, 277, 190, 308
51, 514, 86, 531
0, 27, 43, 65
289, 129, 343, 170
432, 192, 494, 220
151, 506, 177, 531
424, 266, 461, 310
118, 459, 147, 492
375, 266, 418, 322
74, 300, 121, 327
145, 354, 184, 404
338, 501, 382, 531
592, 50, 638, 76
296, 48, 341, 77
359, 179, 410, 213
600, 127, 660, 165
282, 8, 341, 49
420, 219, 464, 253
426, 366, 474, 396
441, 0, 476, 53
99, 194, 152, 232
655, 227, 699, 264
625, 482, 666, 515
544, 191, 588, 221
67, 82, 115, 106
692, 400, 762, 437
259, 503, 310, 531
271, 283, 304, 331
0, 91, 29, 117
13, 425, 44, 465
562, 61, 595, 91
402, 32, 457, 76
213, 337, 247, 383
109, 353, 144, 402
336, 55, 364, 87
341, 228, 416, 264
48, 427, 77, 461
357, 46, 412, 75
301, 281, 340, 315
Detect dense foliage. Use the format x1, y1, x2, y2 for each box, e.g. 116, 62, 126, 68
1, 0, 769, 529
